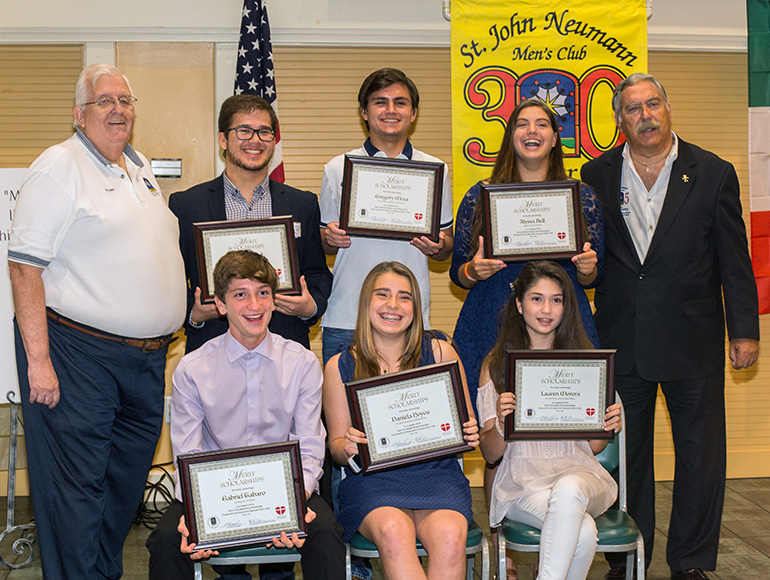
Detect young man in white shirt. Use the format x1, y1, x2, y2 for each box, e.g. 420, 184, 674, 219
319, 68, 454, 365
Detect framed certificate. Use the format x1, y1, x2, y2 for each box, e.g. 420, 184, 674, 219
480, 180, 584, 262
346, 360, 472, 473
194, 216, 301, 303
504, 350, 615, 440
339, 155, 444, 242
178, 441, 308, 551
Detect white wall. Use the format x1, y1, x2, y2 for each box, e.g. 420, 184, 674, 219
0, 0, 749, 51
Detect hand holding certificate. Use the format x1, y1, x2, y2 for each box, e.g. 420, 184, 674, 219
194, 216, 301, 303
339, 155, 444, 242
480, 181, 584, 262
345, 361, 473, 472
504, 350, 616, 440
177, 441, 308, 551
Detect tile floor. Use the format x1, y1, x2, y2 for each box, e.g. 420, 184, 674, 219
0, 479, 768, 579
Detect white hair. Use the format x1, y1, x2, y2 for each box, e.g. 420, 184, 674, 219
73, 64, 133, 128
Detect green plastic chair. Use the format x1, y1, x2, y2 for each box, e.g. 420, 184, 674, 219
193, 545, 300, 580
496, 399, 645, 580
346, 520, 490, 580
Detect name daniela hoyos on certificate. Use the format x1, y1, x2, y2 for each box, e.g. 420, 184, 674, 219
346, 361, 472, 472
505, 350, 616, 440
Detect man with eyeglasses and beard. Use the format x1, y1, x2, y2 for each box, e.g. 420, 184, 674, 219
8, 63, 186, 580
168, 94, 331, 354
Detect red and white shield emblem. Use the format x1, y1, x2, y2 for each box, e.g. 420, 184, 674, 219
414, 213, 423, 221
276, 268, 282, 276
440, 423, 451, 432
275, 506, 286, 515
557, 232, 566, 240
586, 408, 596, 416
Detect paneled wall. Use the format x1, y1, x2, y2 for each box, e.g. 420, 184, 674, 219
0, 45, 82, 168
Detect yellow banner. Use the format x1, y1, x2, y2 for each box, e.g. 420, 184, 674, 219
450, 0, 647, 205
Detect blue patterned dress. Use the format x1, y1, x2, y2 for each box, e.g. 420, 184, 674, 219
335, 335, 473, 542
450, 181, 605, 414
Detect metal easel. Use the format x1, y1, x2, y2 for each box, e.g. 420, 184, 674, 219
0, 391, 36, 569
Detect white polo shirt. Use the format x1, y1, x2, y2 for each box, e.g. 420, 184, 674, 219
9, 130, 186, 338
319, 140, 453, 330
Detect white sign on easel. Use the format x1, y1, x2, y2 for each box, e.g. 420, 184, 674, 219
1, 169, 25, 402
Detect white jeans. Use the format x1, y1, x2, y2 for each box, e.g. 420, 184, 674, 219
505, 472, 608, 580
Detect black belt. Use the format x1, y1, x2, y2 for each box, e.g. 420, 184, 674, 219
46, 310, 176, 352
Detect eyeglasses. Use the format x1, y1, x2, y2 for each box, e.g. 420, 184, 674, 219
227, 126, 276, 142
83, 95, 138, 109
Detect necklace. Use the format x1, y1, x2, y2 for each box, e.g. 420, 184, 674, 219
633, 155, 665, 173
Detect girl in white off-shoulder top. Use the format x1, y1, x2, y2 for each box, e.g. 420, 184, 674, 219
478, 261, 621, 580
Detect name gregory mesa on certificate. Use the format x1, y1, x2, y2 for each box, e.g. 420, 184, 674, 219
349, 166, 435, 233
340, 155, 444, 242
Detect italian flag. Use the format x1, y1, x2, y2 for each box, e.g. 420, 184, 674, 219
749, 0, 770, 314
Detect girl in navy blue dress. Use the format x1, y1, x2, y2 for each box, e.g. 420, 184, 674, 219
323, 261, 479, 580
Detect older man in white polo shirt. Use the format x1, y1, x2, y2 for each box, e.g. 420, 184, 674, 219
8, 63, 185, 580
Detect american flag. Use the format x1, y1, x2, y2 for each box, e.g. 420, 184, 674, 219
235, 0, 284, 182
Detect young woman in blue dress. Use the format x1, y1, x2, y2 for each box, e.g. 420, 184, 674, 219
323, 261, 479, 580
450, 98, 605, 415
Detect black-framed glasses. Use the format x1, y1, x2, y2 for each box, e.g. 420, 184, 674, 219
83, 95, 138, 109
227, 126, 276, 142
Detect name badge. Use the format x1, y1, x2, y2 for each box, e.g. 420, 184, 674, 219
620, 186, 630, 217
143, 177, 161, 196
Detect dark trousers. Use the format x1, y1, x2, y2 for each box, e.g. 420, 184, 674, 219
146, 495, 346, 580
608, 368, 726, 571
14, 317, 167, 580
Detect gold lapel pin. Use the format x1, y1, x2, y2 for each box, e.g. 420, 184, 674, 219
682, 175, 689, 183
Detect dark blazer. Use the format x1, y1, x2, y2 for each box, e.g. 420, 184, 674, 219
168, 175, 332, 352
581, 137, 759, 380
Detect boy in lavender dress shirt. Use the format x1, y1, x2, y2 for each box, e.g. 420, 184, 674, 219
146, 250, 345, 580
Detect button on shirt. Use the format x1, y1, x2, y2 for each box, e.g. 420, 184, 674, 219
170, 330, 325, 499
620, 133, 679, 263
223, 171, 272, 220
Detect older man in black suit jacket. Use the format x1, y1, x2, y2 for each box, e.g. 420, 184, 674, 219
581, 73, 759, 580
169, 95, 331, 353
